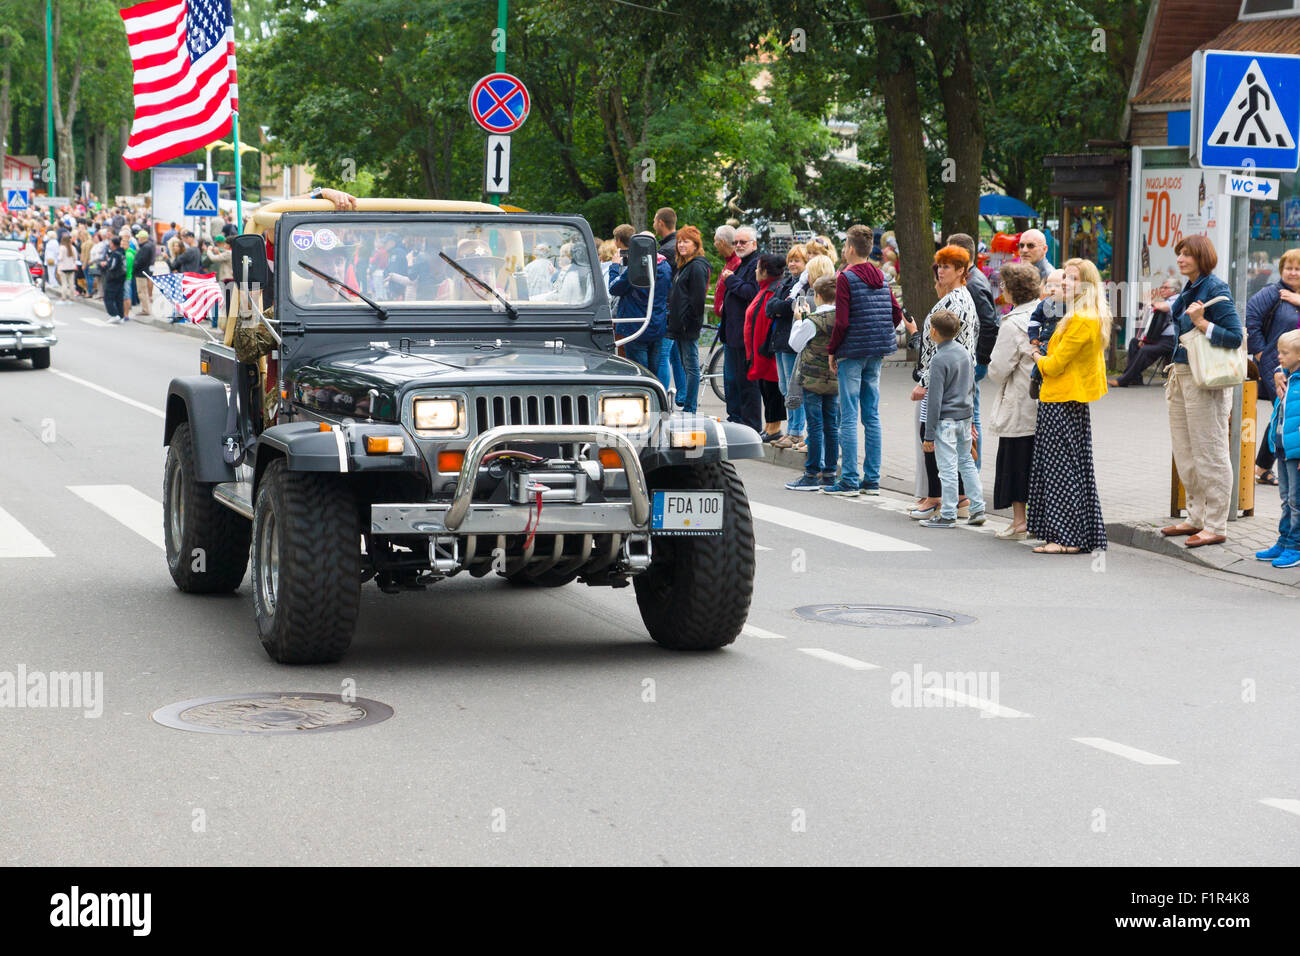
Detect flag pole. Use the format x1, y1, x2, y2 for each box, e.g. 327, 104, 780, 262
233, 111, 243, 233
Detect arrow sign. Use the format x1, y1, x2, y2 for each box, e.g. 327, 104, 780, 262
485, 134, 511, 194
1226, 174, 1281, 199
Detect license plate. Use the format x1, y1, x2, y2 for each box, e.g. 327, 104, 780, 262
651, 490, 723, 534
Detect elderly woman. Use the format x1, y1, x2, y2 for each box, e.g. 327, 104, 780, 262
1027, 258, 1110, 554
908, 245, 979, 518
987, 262, 1042, 539
1160, 235, 1245, 548
765, 244, 810, 450
1246, 247, 1300, 485
1109, 276, 1181, 388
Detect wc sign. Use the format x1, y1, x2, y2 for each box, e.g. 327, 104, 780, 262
1226, 174, 1281, 199
1194, 50, 1300, 172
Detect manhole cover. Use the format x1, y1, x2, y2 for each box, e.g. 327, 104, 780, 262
151, 693, 393, 735
794, 605, 974, 629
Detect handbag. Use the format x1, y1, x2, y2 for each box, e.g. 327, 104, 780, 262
1179, 296, 1245, 388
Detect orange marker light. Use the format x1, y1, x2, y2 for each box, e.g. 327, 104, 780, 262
365, 436, 405, 454
318, 422, 332, 432
437, 450, 465, 473
200, 360, 209, 374
598, 448, 623, 469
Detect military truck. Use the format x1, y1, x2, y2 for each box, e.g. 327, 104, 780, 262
161, 199, 761, 663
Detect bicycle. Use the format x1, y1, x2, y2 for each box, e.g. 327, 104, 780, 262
700, 323, 726, 402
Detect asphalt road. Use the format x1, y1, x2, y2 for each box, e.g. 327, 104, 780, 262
2, 296, 1298, 866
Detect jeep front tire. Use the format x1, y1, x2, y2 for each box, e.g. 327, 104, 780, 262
634, 461, 755, 649
251, 459, 360, 664
164, 422, 251, 593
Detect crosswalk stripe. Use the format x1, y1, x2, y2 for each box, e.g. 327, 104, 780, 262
68, 485, 164, 550
750, 500, 927, 553
1072, 737, 1179, 766
797, 648, 880, 670
1259, 798, 1300, 817
742, 624, 787, 640
0, 505, 54, 558
48, 370, 166, 419
77, 315, 111, 327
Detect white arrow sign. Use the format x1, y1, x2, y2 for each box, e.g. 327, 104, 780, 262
485, 134, 511, 194
1225, 174, 1281, 199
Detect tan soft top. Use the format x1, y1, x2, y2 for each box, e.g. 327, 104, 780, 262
247, 198, 506, 235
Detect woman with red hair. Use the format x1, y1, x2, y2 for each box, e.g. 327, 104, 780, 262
667, 225, 711, 412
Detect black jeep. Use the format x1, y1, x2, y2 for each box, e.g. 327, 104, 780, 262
161, 199, 761, 664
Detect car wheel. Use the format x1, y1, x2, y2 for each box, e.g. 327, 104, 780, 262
163, 422, 251, 593
251, 459, 359, 664
634, 461, 754, 650
29, 348, 50, 369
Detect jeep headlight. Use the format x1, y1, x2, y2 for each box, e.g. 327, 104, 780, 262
600, 395, 648, 428
413, 397, 461, 431
32, 298, 53, 320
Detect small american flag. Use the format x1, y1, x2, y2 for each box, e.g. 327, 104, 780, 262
151, 272, 224, 323
120, 0, 239, 171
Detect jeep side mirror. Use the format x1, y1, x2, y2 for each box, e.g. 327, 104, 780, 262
625, 235, 656, 289
230, 234, 268, 288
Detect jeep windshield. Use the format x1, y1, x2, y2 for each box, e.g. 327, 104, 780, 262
285, 219, 598, 311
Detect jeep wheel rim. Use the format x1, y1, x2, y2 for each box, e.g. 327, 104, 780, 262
167, 455, 184, 551
257, 511, 279, 613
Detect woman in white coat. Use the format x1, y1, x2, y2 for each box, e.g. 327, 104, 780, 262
986, 262, 1043, 539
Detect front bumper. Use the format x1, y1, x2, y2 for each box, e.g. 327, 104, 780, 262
0, 328, 57, 351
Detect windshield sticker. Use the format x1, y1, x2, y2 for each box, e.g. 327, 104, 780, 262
315, 228, 339, 251
290, 228, 313, 251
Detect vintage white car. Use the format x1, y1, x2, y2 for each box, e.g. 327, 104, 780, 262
0, 248, 56, 368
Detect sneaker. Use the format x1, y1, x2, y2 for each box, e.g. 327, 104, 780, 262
1256, 543, 1285, 562
919, 516, 957, 528
1272, 549, 1300, 569
785, 474, 825, 492
966, 510, 987, 526
819, 473, 837, 486
859, 485, 881, 496
820, 480, 859, 496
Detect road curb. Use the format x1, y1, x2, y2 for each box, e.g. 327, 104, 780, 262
128, 309, 217, 341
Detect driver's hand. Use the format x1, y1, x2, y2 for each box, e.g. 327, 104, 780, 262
320, 188, 358, 211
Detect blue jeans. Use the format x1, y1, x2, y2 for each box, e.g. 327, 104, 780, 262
775, 351, 806, 437
676, 338, 701, 413
972, 372, 983, 463
86, 271, 96, 297
723, 344, 762, 432
655, 343, 672, 391
835, 355, 884, 489
933, 417, 986, 519
667, 340, 686, 400
803, 392, 840, 477
625, 338, 664, 383
128, 276, 139, 306
1277, 457, 1300, 549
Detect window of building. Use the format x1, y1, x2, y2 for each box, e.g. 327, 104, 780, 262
1239, 0, 1300, 20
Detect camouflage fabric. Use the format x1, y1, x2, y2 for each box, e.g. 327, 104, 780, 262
232, 306, 277, 364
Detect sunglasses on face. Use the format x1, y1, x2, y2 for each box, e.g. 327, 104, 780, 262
1018, 242, 1037, 249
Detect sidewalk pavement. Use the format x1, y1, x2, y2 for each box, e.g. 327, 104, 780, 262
698, 354, 1300, 591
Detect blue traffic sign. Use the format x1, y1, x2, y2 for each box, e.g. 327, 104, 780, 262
182, 180, 219, 217
469, 73, 530, 134
1199, 50, 1300, 172
5, 189, 30, 211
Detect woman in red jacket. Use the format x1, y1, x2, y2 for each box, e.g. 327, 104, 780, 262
745, 254, 789, 442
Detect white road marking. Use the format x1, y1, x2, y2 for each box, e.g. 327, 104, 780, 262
1259, 798, 1300, 817
750, 501, 927, 553
742, 624, 787, 640
921, 687, 1031, 718
797, 648, 880, 670
1072, 737, 1180, 765
755, 543, 772, 552
0, 506, 54, 558
49, 369, 166, 419
77, 315, 111, 327
68, 485, 164, 550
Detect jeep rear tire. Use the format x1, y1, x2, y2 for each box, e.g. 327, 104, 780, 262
164, 422, 251, 593
252, 459, 360, 664
634, 461, 754, 650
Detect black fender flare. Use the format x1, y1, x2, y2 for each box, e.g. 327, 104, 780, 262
165, 377, 235, 484
253, 422, 352, 491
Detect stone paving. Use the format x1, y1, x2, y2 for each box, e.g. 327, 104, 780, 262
697, 351, 1300, 590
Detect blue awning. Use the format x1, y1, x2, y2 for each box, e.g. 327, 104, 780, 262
979, 194, 1038, 218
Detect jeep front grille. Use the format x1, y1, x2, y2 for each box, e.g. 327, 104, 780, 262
474, 391, 592, 431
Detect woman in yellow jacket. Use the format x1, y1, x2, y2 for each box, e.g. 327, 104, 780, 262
1027, 258, 1109, 554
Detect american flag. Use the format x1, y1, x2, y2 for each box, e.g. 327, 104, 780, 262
120, 0, 239, 171
151, 272, 224, 323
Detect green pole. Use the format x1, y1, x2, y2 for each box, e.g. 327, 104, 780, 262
232, 112, 243, 233
490, 0, 506, 207
45, 0, 54, 224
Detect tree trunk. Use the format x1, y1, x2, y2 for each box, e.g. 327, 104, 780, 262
92, 125, 108, 202
596, 85, 647, 230
924, 16, 984, 243
119, 121, 132, 197
871, 21, 936, 319
0, 57, 10, 193
49, 3, 82, 198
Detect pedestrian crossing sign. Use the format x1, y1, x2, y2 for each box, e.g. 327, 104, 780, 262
182, 181, 219, 216
5, 189, 30, 211
1197, 50, 1300, 172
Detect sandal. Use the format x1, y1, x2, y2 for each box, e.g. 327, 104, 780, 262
1257, 470, 1279, 486
1033, 542, 1081, 554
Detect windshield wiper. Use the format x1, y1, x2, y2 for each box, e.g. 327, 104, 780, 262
296, 261, 389, 321
438, 252, 518, 321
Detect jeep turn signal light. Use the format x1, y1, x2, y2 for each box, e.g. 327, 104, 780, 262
365, 436, 405, 454
318, 422, 332, 432
437, 451, 465, 473
669, 429, 707, 449
598, 448, 623, 469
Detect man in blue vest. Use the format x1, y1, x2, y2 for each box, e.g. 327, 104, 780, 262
824, 224, 904, 496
